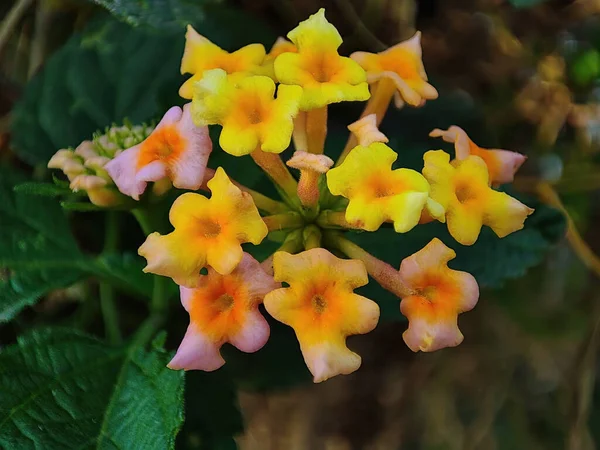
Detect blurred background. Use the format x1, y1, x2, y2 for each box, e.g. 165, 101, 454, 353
2, 0, 600, 449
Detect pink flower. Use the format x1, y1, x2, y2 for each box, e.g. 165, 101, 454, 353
168, 253, 279, 371
105, 104, 212, 200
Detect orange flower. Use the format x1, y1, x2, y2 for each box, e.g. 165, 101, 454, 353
430, 126, 526, 185
264, 248, 380, 382
139, 167, 267, 286
422, 150, 534, 245
274, 9, 369, 110
169, 253, 279, 371
351, 32, 438, 108
179, 25, 266, 99
399, 238, 479, 352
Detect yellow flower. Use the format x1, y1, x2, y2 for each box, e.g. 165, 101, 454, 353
191, 69, 303, 156
430, 126, 526, 185
261, 37, 297, 79
169, 253, 279, 371
327, 143, 439, 233
139, 167, 268, 286
422, 150, 534, 246
179, 25, 266, 99
264, 249, 380, 383
351, 32, 438, 108
274, 9, 370, 110
399, 238, 479, 352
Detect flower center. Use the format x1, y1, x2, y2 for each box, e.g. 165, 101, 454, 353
454, 182, 477, 204
419, 286, 438, 302
306, 54, 339, 83
311, 294, 327, 313
137, 125, 183, 168
215, 293, 234, 311
197, 218, 221, 238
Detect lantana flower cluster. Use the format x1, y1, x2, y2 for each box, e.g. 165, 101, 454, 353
49, 9, 534, 383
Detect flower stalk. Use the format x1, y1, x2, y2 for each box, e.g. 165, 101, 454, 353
263, 212, 304, 231
306, 106, 328, 154
250, 148, 298, 202
325, 232, 412, 298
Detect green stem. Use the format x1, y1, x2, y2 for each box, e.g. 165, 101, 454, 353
303, 225, 322, 250
132, 208, 155, 236
100, 212, 122, 344
151, 275, 169, 315
132, 208, 171, 316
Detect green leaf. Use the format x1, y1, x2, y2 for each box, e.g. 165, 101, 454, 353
177, 371, 243, 449
223, 319, 312, 391
13, 182, 77, 198
350, 197, 566, 321
60, 201, 105, 212
0, 328, 185, 449
0, 269, 84, 323
11, 16, 184, 165
86, 0, 275, 47
92, 252, 179, 300
0, 167, 87, 319
11, 9, 276, 166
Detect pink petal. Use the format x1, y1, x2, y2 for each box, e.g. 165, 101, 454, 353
169, 103, 212, 190
105, 144, 146, 200
168, 324, 225, 371
402, 315, 464, 353
136, 159, 167, 184
229, 310, 270, 353
155, 105, 184, 130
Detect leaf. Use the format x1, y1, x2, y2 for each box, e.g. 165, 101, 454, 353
86, 0, 275, 47
351, 197, 567, 321
0, 269, 84, 323
11, 9, 276, 166
11, 16, 184, 165
222, 318, 312, 391
0, 167, 155, 319
177, 371, 243, 450
0, 328, 185, 449
0, 166, 87, 320
13, 182, 77, 198
92, 252, 179, 300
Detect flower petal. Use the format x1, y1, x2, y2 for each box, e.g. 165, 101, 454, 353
168, 324, 226, 371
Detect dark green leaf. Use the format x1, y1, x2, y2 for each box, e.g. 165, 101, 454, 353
177, 371, 243, 449
223, 318, 312, 391
86, 0, 275, 47
0, 328, 185, 449
11, 9, 277, 165
0, 269, 84, 323
14, 182, 78, 198
0, 167, 86, 319
11, 16, 184, 165
92, 252, 177, 300
60, 201, 105, 212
